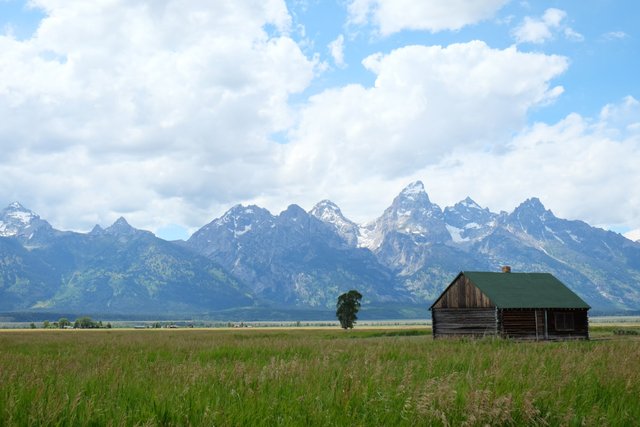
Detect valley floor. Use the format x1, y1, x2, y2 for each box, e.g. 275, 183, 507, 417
1, 326, 639, 426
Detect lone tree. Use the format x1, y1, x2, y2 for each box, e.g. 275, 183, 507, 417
336, 290, 363, 329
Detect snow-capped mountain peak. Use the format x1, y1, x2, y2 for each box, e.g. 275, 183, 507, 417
189, 204, 275, 250
400, 180, 426, 198
217, 204, 262, 224
515, 197, 549, 216
310, 200, 359, 246
4, 201, 38, 223
357, 182, 449, 250
0, 202, 51, 238
309, 200, 341, 218
8, 201, 26, 210
212, 204, 274, 232
443, 197, 498, 243
460, 196, 482, 210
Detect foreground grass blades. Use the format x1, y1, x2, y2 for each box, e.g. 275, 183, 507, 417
1, 327, 639, 426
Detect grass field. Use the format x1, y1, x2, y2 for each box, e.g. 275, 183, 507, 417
1, 326, 639, 426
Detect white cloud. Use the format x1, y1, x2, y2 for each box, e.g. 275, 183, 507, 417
541, 8, 565, 27
513, 17, 552, 44
347, 0, 508, 35
598, 96, 640, 137
1, 1, 637, 241
602, 31, 628, 41
0, 0, 316, 233
418, 97, 640, 233
279, 41, 567, 220
513, 8, 582, 44
328, 34, 346, 67
624, 229, 640, 242
564, 27, 584, 42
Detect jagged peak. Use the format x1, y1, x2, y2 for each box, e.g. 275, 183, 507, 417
446, 197, 484, 213
104, 216, 137, 235
460, 196, 482, 210
400, 181, 425, 196
312, 199, 340, 210
7, 201, 27, 210
225, 204, 266, 217
310, 200, 348, 219
113, 216, 130, 226
515, 197, 548, 214
281, 204, 307, 217
394, 181, 432, 206
89, 224, 104, 235
3, 201, 36, 215
209, 204, 274, 231
310, 199, 358, 230
1, 202, 40, 227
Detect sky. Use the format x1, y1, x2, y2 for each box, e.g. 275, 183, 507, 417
0, 0, 639, 241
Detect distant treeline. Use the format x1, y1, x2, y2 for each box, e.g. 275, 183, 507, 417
36, 317, 110, 329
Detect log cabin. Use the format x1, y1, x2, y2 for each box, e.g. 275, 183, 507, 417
430, 268, 590, 340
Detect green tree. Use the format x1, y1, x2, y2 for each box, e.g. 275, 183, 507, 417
42, 320, 50, 329
75, 316, 96, 329
336, 290, 363, 330
30, 322, 36, 329
58, 318, 71, 329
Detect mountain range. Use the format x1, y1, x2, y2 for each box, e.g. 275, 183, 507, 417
1, 182, 639, 320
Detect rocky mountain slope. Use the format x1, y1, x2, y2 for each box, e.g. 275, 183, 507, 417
1, 182, 640, 318
311, 182, 640, 311
187, 204, 411, 310
0, 204, 252, 315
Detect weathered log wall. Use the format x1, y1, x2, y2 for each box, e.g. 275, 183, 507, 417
547, 309, 589, 339
499, 309, 589, 340
499, 309, 541, 339
432, 308, 497, 338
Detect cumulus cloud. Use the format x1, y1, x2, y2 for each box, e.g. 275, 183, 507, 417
513, 8, 582, 44
2, 1, 637, 241
279, 41, 567, 219
328, 34, 346, 67
347, 0, 508, 35
418, 97, 640, 232
0, 0, 316, 234
625, 229, 640, 242
598, 96, 640, 137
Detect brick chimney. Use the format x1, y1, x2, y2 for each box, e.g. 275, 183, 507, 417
501, 266, 511, 273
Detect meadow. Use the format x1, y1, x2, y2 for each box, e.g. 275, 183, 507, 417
1, 326, 639, 426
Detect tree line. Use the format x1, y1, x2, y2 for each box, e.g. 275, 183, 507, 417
32, 317, 111, 329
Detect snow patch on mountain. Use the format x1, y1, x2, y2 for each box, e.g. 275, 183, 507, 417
445, 224, 470, 243
235, 224, 252, 237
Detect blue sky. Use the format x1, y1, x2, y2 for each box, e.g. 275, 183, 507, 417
0, 0, 639, 241
286, 0, 638, 122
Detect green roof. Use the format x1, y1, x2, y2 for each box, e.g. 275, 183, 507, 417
460, 272, 590, 309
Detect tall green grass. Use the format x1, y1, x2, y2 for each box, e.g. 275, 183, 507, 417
1, 328, 638, 426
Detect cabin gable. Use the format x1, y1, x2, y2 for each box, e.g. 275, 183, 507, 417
431, 273, 494, 309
